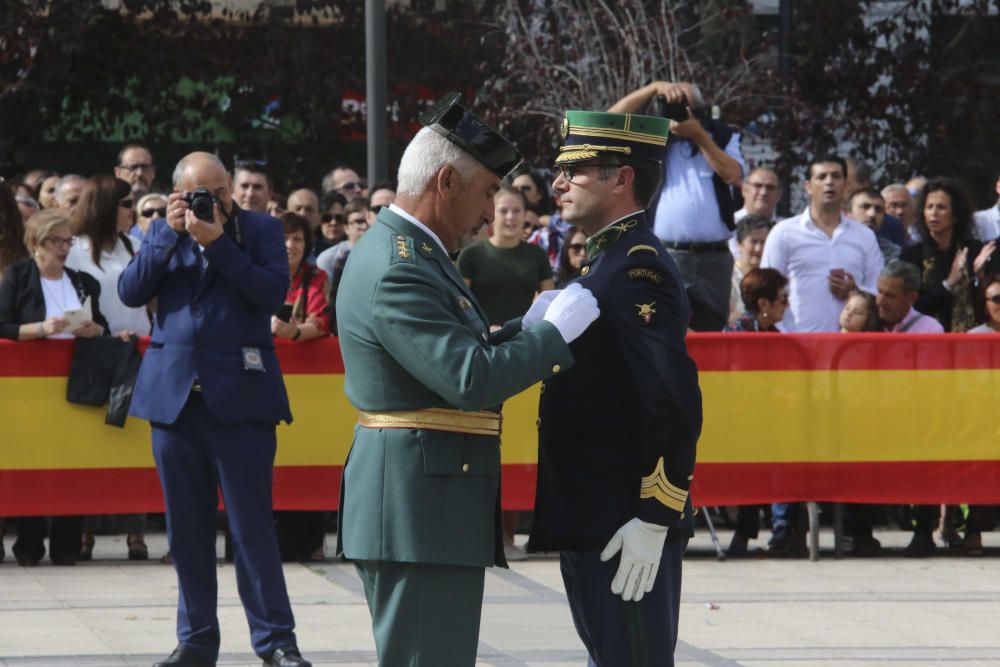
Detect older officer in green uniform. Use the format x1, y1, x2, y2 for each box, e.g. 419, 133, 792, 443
335, 94, 601, 666
527, 111, 703, 667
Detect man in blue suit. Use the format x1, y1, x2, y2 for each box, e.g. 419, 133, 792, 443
119, 152, 311, 667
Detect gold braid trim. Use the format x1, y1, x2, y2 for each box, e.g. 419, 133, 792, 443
639, 457, 687, 512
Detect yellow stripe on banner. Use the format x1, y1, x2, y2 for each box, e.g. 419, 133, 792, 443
0, 376, 543, 470
699, 369, 1000, 463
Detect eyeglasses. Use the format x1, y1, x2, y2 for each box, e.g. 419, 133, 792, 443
567, 243, 587, 254
348, 218, 369, 228
746, 181, 779, 192
339, 181, 366, 192
45, 237, 75, 249
553, 163, 620, 183
987, 295, 1000, 305
118, 163, 154, 173
119, 198, 134, 209
141, 206, 167, 218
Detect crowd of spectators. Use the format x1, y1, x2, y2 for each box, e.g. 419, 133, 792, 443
2, 82, 1000, 565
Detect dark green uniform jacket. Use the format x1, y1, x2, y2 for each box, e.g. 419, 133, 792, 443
336, 206, 574, 568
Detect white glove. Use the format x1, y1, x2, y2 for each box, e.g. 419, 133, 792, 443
522, 289, 560, 329
542, 282, 599, 343
600, 518, 667, 602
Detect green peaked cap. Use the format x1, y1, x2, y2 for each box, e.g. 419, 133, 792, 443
556, 110, 669, 165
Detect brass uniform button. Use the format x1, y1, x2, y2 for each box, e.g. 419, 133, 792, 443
462, 463, 470, 472
535, 418, 541, 428
540, 383, 546, 395
552, 364, 561, 373
580, 266, 590, 276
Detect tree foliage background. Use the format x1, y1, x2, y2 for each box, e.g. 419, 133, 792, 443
1, 0, 999, 205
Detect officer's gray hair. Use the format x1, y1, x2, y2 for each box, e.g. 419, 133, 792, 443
881, 183, 909, 199
396, 127, 482, 197
172, 153, 227, 188
880, 260, 921, 294
55, 174, 85, 205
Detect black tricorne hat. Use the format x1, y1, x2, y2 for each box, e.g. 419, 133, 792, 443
419, 92, 522, 179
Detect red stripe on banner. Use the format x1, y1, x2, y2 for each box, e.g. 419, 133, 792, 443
10, 461, 1000, 517
687, 332, 1000, 372
692, 460, 1000, 505
0, 338, 344, 377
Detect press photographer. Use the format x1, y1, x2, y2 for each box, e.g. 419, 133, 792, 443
610, 81, 745, 331
117, 152, 312, 667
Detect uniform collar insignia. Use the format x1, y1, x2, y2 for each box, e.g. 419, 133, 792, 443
420, 241, 435, 256
585, 217, 639, 260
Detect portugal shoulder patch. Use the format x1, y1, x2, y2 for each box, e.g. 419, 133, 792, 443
627, 267, 663, 284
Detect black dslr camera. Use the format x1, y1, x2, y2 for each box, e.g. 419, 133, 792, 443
654, 95, 712, 124
183, 187, 218, 222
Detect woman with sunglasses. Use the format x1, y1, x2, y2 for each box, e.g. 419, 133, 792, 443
131, 192, 168, 243
67, 175, 152, 562
0, 209, 110, 566
554, 225, 587, 287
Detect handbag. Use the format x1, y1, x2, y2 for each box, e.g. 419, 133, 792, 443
66, 335, 141, 427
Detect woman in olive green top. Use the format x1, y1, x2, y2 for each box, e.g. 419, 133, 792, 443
457, 185, 554, 326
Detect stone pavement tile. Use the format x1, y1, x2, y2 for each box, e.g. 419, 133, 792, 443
0, 609, 113, 656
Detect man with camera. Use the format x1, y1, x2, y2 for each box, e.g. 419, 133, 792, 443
610, 81, 745, 331
118, 152, 311, 667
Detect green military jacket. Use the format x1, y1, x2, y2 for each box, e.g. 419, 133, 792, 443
335, 206, 574, 568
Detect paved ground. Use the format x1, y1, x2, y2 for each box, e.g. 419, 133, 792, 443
2, 527, 1000, 666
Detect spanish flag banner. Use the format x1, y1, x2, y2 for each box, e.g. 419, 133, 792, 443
1, 333, 999, 516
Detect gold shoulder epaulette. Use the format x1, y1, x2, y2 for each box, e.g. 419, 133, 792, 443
391, 234, 415, 264
627, 244, 659, 257
639, 456, 687, 512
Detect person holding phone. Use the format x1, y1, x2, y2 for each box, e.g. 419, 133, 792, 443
272, 212, 329, 344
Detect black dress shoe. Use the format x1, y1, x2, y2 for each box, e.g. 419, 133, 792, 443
152, 644, 215, 667
903, 531, 936, 558
264, 646, 312, 667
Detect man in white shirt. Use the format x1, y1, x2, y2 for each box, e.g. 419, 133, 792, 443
730, 166, 781, 258
609, 80, 744, 330
761, 156, 884, 332
973, 170, 1000, 242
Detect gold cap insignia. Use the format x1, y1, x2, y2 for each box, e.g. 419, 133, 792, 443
560, 116, 569, 138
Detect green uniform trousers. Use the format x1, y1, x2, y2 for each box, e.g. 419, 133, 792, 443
355, 560, 486, 666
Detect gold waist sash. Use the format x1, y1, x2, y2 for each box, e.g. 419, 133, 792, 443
358, 407, 502, 437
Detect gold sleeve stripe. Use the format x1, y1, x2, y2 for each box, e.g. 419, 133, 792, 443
627, 244, 660, 257
639, 457, 688, 512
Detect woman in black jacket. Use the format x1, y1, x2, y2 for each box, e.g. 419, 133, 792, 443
0, 208, 109, 566
899, 177, 998, 332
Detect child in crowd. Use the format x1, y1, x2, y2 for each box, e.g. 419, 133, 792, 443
839, 289, 880, 332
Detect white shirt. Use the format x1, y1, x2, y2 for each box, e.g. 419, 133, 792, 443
389, 203, 448, 255
653, 132, 746, 243
316, 240, 351, 280
65, 235, 151, 336
761, 208, 884, 332
974, 204, 999, 242
40, 273, 82, 339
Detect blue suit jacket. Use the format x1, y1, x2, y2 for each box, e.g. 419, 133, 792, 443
118, 207, 292, 426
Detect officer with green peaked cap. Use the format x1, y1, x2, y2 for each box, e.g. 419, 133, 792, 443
335, 93, 601, 666
527, 109, 702, 667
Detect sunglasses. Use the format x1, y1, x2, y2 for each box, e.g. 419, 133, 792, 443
321, 213, 346, 224
371, 204, 384, 215
567, 243, 587, 253
339, 181, 366, 192
988, 295, 1000, 305
119, 198, 134, 209
141, 206, 167, 218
